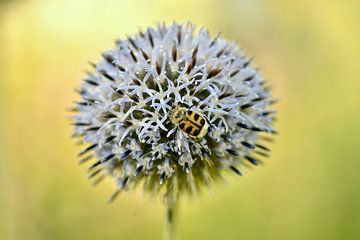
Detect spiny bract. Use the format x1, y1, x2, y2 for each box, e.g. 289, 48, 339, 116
71, 22, 276, 204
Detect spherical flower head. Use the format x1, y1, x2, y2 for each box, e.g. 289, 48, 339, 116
72, 22, 276, 204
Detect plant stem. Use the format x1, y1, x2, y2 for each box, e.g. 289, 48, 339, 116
164, 202, 178, 240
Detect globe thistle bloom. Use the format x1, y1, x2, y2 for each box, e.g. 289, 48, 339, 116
71, 22, 276, 204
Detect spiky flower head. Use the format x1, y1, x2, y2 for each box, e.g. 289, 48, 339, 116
72, 22, 276, 204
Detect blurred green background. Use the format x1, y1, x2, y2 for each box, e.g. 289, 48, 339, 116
1, 0, 360, 239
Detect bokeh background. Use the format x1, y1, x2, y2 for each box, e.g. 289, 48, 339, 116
1, 0, 360, 239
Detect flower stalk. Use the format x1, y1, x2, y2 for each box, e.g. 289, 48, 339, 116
164, 202, 178, 240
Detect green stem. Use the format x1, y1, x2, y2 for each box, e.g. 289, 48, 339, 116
164, 203, 178, 240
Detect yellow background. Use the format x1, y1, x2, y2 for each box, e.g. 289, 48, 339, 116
1, 0, 360, 239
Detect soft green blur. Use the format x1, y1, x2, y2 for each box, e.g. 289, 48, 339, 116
1, 0, 360, 239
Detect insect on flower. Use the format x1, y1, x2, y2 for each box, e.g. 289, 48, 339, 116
169, 103, 210, 141
71, 22, 277, 206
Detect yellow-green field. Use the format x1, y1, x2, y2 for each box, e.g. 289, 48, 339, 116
1, 0, 360, 239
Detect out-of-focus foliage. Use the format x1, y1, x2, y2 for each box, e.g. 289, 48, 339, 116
1, 0, 359, 239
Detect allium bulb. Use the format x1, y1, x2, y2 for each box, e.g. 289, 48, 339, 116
71, 22, 276, 205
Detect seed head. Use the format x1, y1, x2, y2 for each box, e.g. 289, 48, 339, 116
71, 22, 276, 204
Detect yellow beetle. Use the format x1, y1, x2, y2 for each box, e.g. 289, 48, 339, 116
169, 106, 209, 140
